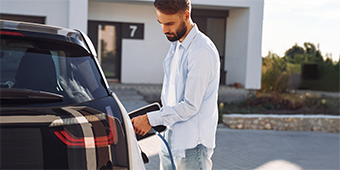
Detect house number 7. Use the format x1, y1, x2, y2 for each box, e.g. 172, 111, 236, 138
129, 25, 138, 37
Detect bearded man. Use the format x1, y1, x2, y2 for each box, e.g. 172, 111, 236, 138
132, 0, 220, 169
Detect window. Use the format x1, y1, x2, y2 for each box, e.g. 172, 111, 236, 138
0, 37, 108, 105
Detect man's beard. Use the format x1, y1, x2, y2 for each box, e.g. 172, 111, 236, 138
165, 21, 187, 42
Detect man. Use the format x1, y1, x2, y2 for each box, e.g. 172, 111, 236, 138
131, 0, 220, 169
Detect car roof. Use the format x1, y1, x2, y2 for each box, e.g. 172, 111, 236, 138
0, 19, 79, 37
0, 19, 91, 53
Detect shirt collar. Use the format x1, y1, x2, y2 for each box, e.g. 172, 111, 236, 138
172, 24, 198, 50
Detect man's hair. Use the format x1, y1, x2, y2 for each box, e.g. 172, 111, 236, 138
154, 0, 191, 15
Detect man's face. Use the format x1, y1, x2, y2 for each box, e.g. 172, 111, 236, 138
156, 10, 187, 42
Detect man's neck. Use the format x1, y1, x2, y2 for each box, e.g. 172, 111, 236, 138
179, 22, 194, 43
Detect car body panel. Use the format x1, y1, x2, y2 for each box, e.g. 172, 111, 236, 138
112, 93, 146, 170
0, 96, 133, 169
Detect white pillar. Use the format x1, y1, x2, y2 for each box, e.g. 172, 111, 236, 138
68, 0, 88, 33
225, 3, 263, 89
244, 2, 264, 89
225, 8, 249, 88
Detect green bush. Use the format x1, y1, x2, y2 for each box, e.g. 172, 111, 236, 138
299, 59, 340, 92
287, 63, 301, 74
277, 42, 339, 92
261, 53, 290, 92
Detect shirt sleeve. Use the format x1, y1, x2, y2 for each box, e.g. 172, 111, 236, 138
147, 48, 216, 126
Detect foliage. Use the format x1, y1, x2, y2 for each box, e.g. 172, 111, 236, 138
221, 92, 339, 115
262, 42, 339, 92
286, 63, 301, 74
223, 42, 339, 116
299, 58, 340, 92
261, 52, 290, 92
285, 43, 304, 61
283, 42, 323, 64
245, 92, 303, 110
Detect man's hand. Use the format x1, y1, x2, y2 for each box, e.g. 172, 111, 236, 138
131, 114, 152, 136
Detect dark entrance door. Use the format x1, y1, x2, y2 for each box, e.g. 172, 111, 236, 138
192, 9, 229, 84
88, 21, 122, 81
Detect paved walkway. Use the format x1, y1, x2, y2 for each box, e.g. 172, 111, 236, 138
140, 126, 340, 170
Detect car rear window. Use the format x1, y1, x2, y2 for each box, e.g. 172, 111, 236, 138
0, 36, 108, 106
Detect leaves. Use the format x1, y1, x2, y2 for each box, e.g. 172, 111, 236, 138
262, 42, 340, 92
261, 52, 289, 92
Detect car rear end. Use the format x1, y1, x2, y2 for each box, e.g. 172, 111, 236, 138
0, 20, 145, 170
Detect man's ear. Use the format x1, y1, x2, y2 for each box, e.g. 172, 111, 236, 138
185, 10, 190, 21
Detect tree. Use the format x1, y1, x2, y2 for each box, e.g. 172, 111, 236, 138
304, 42, 316, 56
284, 42, 324, 64
284, 44, 304, 63
315, 49, 323, 63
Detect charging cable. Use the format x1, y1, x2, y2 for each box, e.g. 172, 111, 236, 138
154, 130, 176, 170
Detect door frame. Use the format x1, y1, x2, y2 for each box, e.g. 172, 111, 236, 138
88, 21, 122, 81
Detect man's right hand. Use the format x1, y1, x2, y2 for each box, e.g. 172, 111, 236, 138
131, 114, 152, 136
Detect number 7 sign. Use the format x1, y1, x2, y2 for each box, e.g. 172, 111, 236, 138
122, 23, 144, 39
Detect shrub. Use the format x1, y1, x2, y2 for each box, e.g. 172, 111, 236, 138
299, 59, 340, 92
282, 42, 339, 92
261, 53, 290, 92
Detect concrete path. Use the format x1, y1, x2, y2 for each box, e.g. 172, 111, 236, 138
140, 126, 340, 170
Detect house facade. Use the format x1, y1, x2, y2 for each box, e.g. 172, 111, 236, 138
0, 0, 264, 89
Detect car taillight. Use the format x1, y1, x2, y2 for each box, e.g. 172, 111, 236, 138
50, 108, 118, 148
0, 31, 25, 36
53, 116, 117, 148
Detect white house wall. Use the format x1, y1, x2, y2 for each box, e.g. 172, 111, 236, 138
88, 0, 263, 89
190, 0, 264, 89
88, 1, 169, 84
69, 0, 88, 34
0, 0, 88, 33
1, 0, 264, 89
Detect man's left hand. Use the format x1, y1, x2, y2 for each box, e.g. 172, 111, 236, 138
131, 114, 152, 136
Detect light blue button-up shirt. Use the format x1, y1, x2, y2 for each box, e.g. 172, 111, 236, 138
147, 24, 220, 157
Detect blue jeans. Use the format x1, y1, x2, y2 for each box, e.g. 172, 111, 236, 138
159, 129, 213, 170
